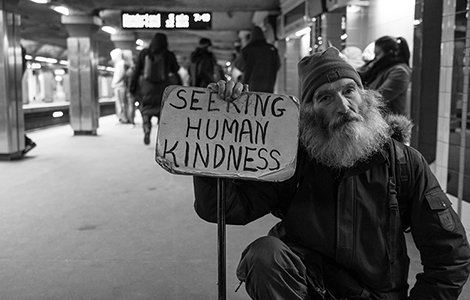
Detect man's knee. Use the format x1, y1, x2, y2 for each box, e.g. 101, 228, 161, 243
240, 236, 287, 266
237, 236, 305, 279
237, 236, 311, 300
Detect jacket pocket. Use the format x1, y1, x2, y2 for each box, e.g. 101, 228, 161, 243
424, 189, 455, 231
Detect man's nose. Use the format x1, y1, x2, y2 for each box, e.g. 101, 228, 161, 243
334, 93, 350, 114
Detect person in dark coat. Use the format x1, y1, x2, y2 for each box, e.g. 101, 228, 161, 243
189, 38, 218, 88
234, 26, 281, 93
129, 33, 179, 145
193, 47, 470, 300
359, 36, 412, 116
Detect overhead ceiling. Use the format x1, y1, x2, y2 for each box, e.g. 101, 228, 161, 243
16, 0, 281, 67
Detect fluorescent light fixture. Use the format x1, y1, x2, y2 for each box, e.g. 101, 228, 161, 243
347, 5, 361, 13
102, 26, 117, 35
34, 56, 48, 62
30, 0, 51, 3
25, 54, 33, 60
35, 56, 57, 64
295, 27, 311, 37
52, 6, 69, 15
54, 69, 65, 76
59, 60, 69, 65
136, 39, 144, 46
31, 62, 41, 70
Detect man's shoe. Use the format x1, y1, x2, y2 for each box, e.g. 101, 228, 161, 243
23, 142, 37, 155
144, 133, 150, 145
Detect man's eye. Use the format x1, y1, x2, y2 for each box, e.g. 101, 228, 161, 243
317, 95, 330, 103
344, 88, 355, 95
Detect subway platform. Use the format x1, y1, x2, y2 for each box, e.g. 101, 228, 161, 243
0, 113, 469, 300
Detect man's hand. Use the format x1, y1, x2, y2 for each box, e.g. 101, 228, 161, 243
207, 80, 249, 102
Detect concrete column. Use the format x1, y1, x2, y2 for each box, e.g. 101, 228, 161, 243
43, 70, 54, 103
0, 0, 24, 160
410, 0, 443, 164
62, 14, 102, 135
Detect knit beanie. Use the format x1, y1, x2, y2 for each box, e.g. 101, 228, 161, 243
298, 47, 363, 103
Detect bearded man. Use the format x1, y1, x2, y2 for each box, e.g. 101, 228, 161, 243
193, 47, 470, 300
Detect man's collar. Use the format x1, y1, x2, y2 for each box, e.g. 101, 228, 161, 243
339, 142, 390, 179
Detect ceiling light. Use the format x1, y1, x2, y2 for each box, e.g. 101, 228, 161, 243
52, 6, 69, 15
347, 5, 361, 13
295, 27, 311, 37
54, 69, 65, 76
101, 26, 117, 35
34, 56, 58, 64
31, 62, 41, 70
30, 0, 51, 3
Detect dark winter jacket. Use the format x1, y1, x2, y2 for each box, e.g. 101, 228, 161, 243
189, 47, 217, 88
130, 34, 179, 116
193, 139, 470, 299
234, 27, 281, 93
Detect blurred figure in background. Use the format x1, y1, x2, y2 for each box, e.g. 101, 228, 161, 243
358, 36, 412, 116
177, 55, 190, 86
233, 26, 281, 93
230, 42, 243, 82
110, 48, 130, 124
122, 50, 136, 125
361, 42, 375, 64
189, 38, 218, 88
129, 33, 180, 145
341, 46, 365, 70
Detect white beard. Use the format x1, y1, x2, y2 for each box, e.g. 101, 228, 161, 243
299, 90, 390, 169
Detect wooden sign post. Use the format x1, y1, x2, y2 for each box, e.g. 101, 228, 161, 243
155, 86, 300, 299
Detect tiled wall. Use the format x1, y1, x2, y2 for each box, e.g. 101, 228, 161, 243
438, 0, 470, 229
436, 0, 456, 189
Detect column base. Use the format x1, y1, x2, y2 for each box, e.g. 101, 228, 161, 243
74, 130, 97, 136
0, 151, 24, 161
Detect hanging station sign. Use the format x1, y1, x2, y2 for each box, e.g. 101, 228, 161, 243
121, 12, 212, 30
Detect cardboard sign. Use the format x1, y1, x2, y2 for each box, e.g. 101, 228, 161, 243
155, 86, 300, 182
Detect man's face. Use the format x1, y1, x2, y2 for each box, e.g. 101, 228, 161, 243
299, 78, 389, 169
310, 78, 364, 132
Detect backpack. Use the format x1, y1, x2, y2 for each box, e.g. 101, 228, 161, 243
144, 53, 166, 83
191, 54, 216, 87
